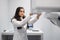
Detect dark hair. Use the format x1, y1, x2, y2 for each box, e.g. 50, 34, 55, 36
11, 7, 25, 21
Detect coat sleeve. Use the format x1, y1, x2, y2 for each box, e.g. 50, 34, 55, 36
28, 16, 38, 24
12, 16, 31, 27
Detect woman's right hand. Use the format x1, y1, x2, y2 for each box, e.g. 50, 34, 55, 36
29, 13, 33, 16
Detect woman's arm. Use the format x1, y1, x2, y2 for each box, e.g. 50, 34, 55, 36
12, 15, 31, 27
28, 14, 41, 24
28, 16, 38, 24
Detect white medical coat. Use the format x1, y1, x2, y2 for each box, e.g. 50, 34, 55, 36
12, 15, 38, 40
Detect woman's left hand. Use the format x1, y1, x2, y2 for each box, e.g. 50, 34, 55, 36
29, 13, 33, 16
37, 13, 41, 19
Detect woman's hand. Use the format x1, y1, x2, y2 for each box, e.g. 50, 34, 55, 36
29, 13, 33, 16
37, 13, 41, 19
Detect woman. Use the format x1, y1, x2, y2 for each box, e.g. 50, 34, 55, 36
11, 7, 41, 40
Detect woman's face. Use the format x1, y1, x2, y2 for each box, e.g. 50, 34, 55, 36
19, 9, 25, 17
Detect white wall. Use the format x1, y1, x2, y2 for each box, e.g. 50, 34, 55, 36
31, 0, 60, 9
0, 0, 8, 40
0, 0, 8, 30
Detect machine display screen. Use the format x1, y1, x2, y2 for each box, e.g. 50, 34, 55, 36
27, 23, 33, 29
